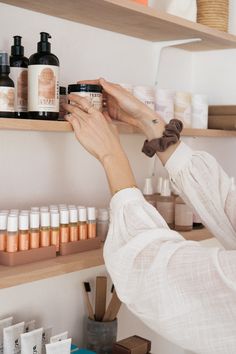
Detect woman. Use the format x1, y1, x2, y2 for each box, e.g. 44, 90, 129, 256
65, 79, 236, 354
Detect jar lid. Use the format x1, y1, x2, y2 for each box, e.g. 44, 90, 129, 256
68, 84, 103, 94
60, 209, 69, 224
41, 211, 50, 227
30, 212, 40, 229
60, 86, 66, 95
7, 214, 18, 232
78, 207, 87, 222
51, 211, 60, 227
69, 208, 78, 223
87, 207, 96, 221
19, 213, 29, 230
0, 213, 7, 230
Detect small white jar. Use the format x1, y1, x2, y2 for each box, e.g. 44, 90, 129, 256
155, 88, 175, 123
133, 86, 155, 110
174, 91, 192, 128
191, 94, 208, 129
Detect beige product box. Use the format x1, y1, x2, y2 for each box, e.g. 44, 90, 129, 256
209, 105, 236, 116
208, 115, 236, 130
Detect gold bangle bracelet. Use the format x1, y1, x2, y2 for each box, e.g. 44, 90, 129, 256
114, 185, 138, 195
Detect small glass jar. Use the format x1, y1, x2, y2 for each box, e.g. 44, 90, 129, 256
68, 84, 103, 112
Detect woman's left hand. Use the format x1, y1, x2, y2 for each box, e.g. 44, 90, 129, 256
64, 94, 125, 164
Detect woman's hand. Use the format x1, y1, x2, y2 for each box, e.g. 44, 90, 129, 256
64, 94, 136, 195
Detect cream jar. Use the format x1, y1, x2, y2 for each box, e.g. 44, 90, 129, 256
68, 84, 103, 112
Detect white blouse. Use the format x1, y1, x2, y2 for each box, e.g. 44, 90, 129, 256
104, 142, 236, 354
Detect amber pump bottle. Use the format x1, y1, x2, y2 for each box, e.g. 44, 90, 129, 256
0, 52, 15, 118
28, 32, 59, 120
10, 36, 29, 118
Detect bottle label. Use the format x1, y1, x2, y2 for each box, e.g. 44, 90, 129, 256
28, 65, 59, 112
10, 67, 28, 112
70, 91, 103, 111
0, 87, 15, 112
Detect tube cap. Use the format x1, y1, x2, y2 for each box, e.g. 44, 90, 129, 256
143, 177, 153, 195
78, 207, 87, 222
41, 212, 50, 227
51, 211, 59, 228
7, 214, 18, 232
19, 213, 29, 230
87, 207, 96, 221
0, 213, 7, 230
98, 209, 109, 222
60, 209, 69, 224
30, 212, 40, 229
161, 179, 171, 197
69, 208, 78, 223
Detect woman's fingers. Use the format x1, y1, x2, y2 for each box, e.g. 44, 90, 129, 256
67, 94, 97, 115
65, 113, 82, 135
77, 79, 100, 85
99, 79, 125, 101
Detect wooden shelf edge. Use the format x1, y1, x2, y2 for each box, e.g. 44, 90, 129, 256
180, 228, 213, 242
0, 119, 236, 137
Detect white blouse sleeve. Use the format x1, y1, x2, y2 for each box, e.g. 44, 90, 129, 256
165, 142, 236, 249
104, 188, 236, 353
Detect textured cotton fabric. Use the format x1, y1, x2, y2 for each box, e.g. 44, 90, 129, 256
104, 142, 236, 354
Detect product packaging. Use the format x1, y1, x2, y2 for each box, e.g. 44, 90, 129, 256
3, 322, 25, 354
46, 338, 71, 354
50, 331, 68, 343
21, 328, 43, 354
0, 317, 13, 354
42, 328, 52, 354
25, 319, 36, 332
68, 84, 103, 112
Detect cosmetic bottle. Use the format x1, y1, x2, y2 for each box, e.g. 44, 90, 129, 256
78, 207, 87, 240
133, 86, 155, 110
19, 213, 29, 251
143, 177, 156, 207
174, 91, 192, 128
192, 94, 208, 129
31, 206, 40, 212
68, 84, 103, 112
6, 214, 18, 253
10, 36, 29, 118
28, 32, 59, 120
155, 89, 175, 123
97, 209, 109, 242
40, 211, 50, 247
174, 196, 193, 231
51, 211, 60, 252
69, 208, 78, 242
29, 212, 40, 249
0, 51, 15, 118
0, 212, 7, 251
155, 176, 163, 201
60, 209, 69, 243
87, 207, 97, 239
156, 179, 175, 228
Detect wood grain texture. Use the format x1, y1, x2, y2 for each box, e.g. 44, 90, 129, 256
0, 119, 236, 137
1, 0, 236, 51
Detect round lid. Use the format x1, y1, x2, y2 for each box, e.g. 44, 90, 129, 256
21, 210, 30, 215
30, 212, 40, 229
78, 207, 87, 222
143, 177, 153, 195
19, 213, 29, 230
60, 209, 69, 224
161, 179, 171, 197
68, 84, 103, 94
40, 206, 49, 212
68, 205, 76, 209
69, 208, 78, 223
7, 214, 18, 232
10, 209, 19, 214
31, 207, 40, 212
98, 209, 109, 221
51, 211, 59, 228
41, 211, 50, 227
87, 207, 96, 221
59, 204, 67, 210
0, 213, 7, 230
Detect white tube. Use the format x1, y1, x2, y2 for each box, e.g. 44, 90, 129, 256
42, 328, 52, 354
50, 331, 68, 343
24, 320, 36, 333
46, 338, 71, 354
0, 317, 13, 354
21, 328, 43, 354
3, 322, 25, 354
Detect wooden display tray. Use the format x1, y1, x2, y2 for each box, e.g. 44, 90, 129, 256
0, 246, 57, 267
59, 237, 102, 256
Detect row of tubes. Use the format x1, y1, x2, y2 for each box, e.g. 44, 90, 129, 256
0, 205, 97, 253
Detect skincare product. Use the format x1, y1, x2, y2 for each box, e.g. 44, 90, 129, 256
155, 177, 163, 201
156, 179, 175, 228
3, 322, 25, 354
19, 213, 29, 251
40, 211, 50, 247
174, 197, 193, 231
30, 212, 40, 249
42, 328, 52, 354
69, 208, 78, 242
25, 320, 36, 333
97, 209, 109, 242
0, 317, 13, 354
143, 178, 156, 207
155, 89, 174, 123
0, 212, 7, 251
51, 211, 60, 252
174, 91, 192, 128
6, 214, 18, 253
68, 84, 103, 112
60, 209, 69, 243
78, 207, 87, 240
28, 32, 59, 120
59, 86, 67, 120
87, 207, 96, 239
133, 86, 155, 111
21, 328, 43, 354
0, 51, 15, 118
10, 36, 29, 118
192, 94, 208, 129
46, 338, 71, 354
50, 331, 68, 343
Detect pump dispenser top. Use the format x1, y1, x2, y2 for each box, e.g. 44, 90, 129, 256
38, 32, 51, 53
11, 36, 24, 56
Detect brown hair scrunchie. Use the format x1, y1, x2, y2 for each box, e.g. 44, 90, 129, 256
142, 119, 183, 157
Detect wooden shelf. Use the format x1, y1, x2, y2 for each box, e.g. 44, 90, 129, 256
0, 118, 236, 137
0, 229, 212, 289
1, 0, 236, 51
